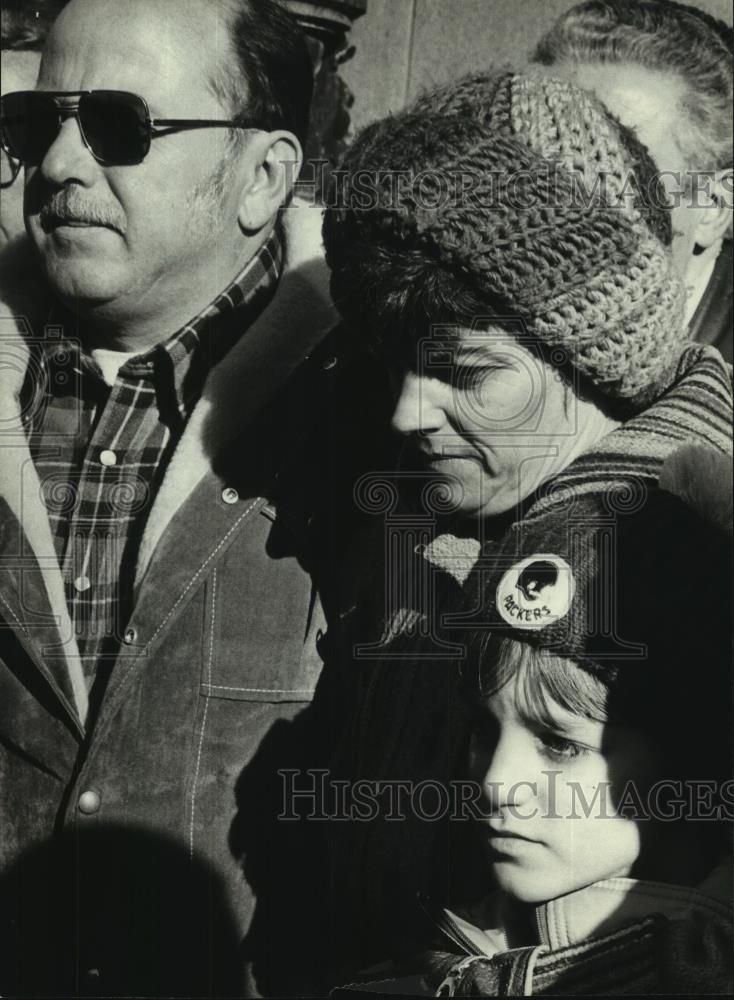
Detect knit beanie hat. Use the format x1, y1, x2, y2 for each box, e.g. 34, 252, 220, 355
459, 447, 732, 753
324, 71, 688, 409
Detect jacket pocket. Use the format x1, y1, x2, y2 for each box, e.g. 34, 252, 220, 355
199, 510, 325, 703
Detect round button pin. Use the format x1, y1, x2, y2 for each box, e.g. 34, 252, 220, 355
496, 553, 575, 631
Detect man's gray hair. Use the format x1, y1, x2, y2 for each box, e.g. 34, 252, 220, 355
209, 0, 313, 148
534, 0, 733, 171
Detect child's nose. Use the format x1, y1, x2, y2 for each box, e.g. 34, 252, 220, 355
480, 734, 537, 813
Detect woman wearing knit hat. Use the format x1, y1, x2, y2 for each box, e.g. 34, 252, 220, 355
321, 70, 732, 982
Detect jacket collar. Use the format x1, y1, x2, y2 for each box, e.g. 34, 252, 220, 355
133, 198, 335, 589
444, 859, 732, 957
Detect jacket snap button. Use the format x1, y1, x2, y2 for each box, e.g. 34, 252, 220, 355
123, 626, 137, 645
221, 487, 239, 505
78, 789, 101, 815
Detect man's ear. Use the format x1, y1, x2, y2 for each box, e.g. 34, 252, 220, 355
693, 168, 733, 250
237, 130, 302, 233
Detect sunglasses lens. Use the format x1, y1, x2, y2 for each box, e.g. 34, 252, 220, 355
0, 92, 60, 165
80, 92, 150, 165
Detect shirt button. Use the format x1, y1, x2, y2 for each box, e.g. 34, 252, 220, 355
100, 449, 117, 467
221, 487, 239, 505
74, 575, 91, 593
322, 356, 338, 371
123, 626, 137, 645
78, 789, 101, 815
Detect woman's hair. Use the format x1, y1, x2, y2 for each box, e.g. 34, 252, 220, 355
328, 232, 498, 358
534, 0, 734, 171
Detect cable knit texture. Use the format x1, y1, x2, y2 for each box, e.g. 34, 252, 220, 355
324, 71, 688, 408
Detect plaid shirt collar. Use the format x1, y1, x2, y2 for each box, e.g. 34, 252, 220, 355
43, 221, 284, 420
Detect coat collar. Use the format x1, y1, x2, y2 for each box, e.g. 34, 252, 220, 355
133, 199, 336, 589
444, 858, 732, 957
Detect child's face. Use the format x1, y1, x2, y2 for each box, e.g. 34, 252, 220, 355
467, 675, 663, 904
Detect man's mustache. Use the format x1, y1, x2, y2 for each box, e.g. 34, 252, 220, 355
37, 189, 127, 235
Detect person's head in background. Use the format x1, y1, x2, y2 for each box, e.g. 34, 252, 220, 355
534, 0, 733, 323
1, 1, 69, 243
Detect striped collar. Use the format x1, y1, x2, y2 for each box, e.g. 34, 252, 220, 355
444, 859, 732, 956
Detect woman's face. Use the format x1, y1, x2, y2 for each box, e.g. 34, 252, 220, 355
467, 674, 663, 904
389, 327, 607, 518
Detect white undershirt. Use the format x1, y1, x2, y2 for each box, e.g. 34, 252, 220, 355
90, 348, 138, 387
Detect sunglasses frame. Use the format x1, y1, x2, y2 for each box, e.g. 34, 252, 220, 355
0, 146, 22, 189
0, 89, 265, 167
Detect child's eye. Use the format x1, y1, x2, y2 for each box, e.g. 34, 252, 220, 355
538, 732, 588, 762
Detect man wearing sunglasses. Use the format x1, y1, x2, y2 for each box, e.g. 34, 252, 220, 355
0, 0, 356, 994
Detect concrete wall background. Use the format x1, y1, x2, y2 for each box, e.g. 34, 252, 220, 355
342, 0, 734, 132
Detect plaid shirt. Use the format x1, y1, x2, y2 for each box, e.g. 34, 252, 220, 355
26, 226, 283, 685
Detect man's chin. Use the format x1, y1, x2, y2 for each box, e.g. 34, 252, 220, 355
38, 254, 126, 310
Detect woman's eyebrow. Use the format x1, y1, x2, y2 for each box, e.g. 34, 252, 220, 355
452, 346, 517, 365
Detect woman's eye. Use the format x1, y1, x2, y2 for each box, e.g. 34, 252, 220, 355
451, 365, 505, 390
538, 732, 588, 761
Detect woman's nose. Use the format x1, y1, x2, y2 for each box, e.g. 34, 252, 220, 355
390, 371, 448, 436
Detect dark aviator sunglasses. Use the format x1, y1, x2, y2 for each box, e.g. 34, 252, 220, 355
0, 90, 265, 168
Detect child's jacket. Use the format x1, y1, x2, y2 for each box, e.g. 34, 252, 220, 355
332, 860, 732, 996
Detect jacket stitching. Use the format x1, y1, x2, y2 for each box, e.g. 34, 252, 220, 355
535, 922, 656, 974
149, 498, 261, 647
0, 592, 29, 636
202, 684, 314, 694
523, 945, 547, 995
189, 569, 217, 860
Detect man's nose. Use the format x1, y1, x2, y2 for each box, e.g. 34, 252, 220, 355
390, 372, 448, 436
36, 117, 98, 187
